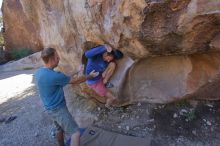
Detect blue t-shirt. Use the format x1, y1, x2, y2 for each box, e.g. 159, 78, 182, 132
85, 45, 108, 85
35, 67, 71, 110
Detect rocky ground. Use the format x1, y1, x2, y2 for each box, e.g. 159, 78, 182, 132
94, 101, 220, 146
0, 68, 219, 146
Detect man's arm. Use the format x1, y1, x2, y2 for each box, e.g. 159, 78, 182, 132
69, 70, 99, 85
85, 45, 106, 58
69, 75, 93, 84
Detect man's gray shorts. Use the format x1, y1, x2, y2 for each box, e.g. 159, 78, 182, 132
47, 105, 79, 136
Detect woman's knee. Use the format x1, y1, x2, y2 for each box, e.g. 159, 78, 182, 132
108, 62, 116, 69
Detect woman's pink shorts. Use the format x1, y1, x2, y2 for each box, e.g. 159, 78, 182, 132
88, 79, 107, 97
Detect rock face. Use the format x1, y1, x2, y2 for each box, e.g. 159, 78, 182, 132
2, 0, 43, 51
120, 53, 220, 103
3, 0, 220, 108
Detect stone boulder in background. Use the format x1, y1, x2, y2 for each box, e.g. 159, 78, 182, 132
0, 52, 43, 72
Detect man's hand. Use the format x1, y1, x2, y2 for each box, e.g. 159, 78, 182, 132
89, 70, 99, 78
69, 70, 99, 84
104, 44, 112, 53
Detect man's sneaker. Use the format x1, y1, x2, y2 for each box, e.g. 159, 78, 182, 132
105, 82, 114, 88
5, 116, 17, 124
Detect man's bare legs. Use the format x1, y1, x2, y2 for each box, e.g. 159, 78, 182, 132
102, 62, 116, 84
56, 127, 80, 146
70, 131, 80, 146
57, 130, 65, 146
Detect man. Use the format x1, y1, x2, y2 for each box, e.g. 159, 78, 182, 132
84, 44, 123, 108
35, 48, 98, 146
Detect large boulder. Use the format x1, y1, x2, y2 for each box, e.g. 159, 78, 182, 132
119, 53, 220, 103
2, 0, 220, 109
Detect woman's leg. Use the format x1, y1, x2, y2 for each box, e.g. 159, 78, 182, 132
102, 62, 116, 84
105, 91, 117, 108
88, 79, 117, 108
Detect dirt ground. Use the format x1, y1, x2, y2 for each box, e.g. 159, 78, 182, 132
0, 68, 219, 146
94, 100, 220, 146
0, 69, 56, 146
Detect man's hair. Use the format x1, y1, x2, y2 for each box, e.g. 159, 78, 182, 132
41, 48, 56, 63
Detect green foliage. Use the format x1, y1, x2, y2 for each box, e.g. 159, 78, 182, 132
176, 99, 190, 108
0, 16, 2, 24
10, 48, 33, 60
185, 110, 196, 121
23, 67, 34, 70
0, 15, 4, 45
0, 32, 4, 45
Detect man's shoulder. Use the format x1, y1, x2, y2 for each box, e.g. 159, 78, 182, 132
35, 67, 43, 75
36, 67, 47, 74
35, 67, 57, 78
36, 67, 47, 71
